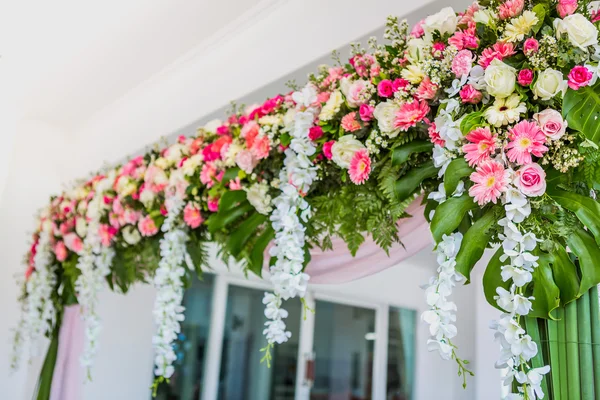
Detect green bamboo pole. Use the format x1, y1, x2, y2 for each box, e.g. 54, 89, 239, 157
525, 317, 549, 397
547, 317, 562, 400
589, 285, 600, 400
579, 291, 595, 399
566, 300, 582, 399
558, 307, 570, 399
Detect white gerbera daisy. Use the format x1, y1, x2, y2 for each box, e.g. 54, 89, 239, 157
484, 94, 527, 127
504, 11, 538, 42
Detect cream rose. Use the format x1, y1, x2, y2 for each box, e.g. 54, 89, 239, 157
554, 14, 599, 50
318, 91, 343, 121
484, 59, 516, 99
122, 225, 142, 245
331, 135, 366, 169
373, 101, 401, 138
423, 7, 458, 39
533, 69, 566, 100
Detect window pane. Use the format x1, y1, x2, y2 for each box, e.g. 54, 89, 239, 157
155, 274, 214, 400
312, 301, 376, 400
386, 307, 416, 400
218, 285, 301, 400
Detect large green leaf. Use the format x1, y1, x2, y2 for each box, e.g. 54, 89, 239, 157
483, 247, 510, 311
562, 84, 600, 145
225, 213, 268, 257
35, 326, 60, 400
206, 201, 253, 234
455, 209, 496, 283
529, 253, 561, 320
566, 228, 600, 296
248, 225, 275, 277
548, 188, 600, 246
538, 243, 580, 307
531, 3, 546, 34
443, 158, 473, 196
393, 160, 438, 201
218, 190, 247, 212
186, 240, 209, 277
430, 194, 477, 243
391, 140, 433, 166
459, 111, 483, 135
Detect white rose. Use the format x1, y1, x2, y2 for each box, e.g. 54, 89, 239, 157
374, 101, 401, 137
554, 14, 599, 50
203, 119, 222, 134
165, 143, 185, 163
283, 108, 297, 131
76, 217, 88, 238
122, 225, 141, 245
245, 183, 272, 215
139, 189, 155, 207
533, 69, 567, 100
484, 59, 516, 99
331, 135, 365, 169
318, 91, 343, 121
406, 38, 426, 63
423, 7, 458, 39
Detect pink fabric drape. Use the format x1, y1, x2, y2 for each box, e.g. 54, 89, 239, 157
50, 305, 83, 400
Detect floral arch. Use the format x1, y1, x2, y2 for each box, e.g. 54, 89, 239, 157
11, 1, 600, 399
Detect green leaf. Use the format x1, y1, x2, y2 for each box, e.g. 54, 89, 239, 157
531, 3, 546, 34
562, 83, 600, 145
566, 228, 600, 296
35, 326, 60, 400
529, 253, 561, 319
186, 240, 209, 277
455, 209, 496, 283
391, 140, 433, 166
459, 111, 483, 135
538, 243, 580, 307
430, 194, 477, 243
444, 158, 473, 196
548, 188, 600, 246
393, 160, 438, 201
206, 201, 253, 234
225, 213, 267, 257
483, 247, 510, 311
248, 225, 275, 277
218, 190, 247, 212
222, 167, 241, 182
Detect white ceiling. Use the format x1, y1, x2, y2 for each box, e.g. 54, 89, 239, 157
5, 0, 269, 128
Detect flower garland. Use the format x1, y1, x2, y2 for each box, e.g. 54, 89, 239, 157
263, 85, 318, 354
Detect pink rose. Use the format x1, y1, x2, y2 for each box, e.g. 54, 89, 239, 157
359, 104, 374, 122
533, 109, 567, 140
392, 78, 409, 92
377, 79, 394, 98
208, 197, 219, 212
515, 163, 546, 197
54, 241, 68, 262
63, 232, 83, 254
517, 69, 534, 86
568, 65, 593, 90
308, 126, 324, 141
323, 141, 335, 160
235, 150, 257, 174
523, 38, 539, 56
459, 84, 482, 104
557, 0, 578, 18
451, 50, 474, 77
138, 216, 158, 237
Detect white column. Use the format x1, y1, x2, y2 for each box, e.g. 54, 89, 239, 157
201, 275, 229, 400
295, 291, 316, 400
373, 304, 389, 400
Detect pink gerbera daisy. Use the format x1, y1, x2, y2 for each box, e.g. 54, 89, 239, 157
349, 149, 371, 185
428, 123, 445, 146
183, 203, 204, 229
462, 127, 498, 167
506, 120, 548, 165
394, 99, 430, 131
499, 0, 524, 20
468, 160, 510, 206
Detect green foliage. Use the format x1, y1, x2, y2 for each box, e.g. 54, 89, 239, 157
455, 209, 496, 283
444, 158, 473, 196
562, 83, 600, 145
393, 160, 438, 201
430, 194, 477, 243
483, 248, 510, 312
391, 140, 433, 166
548, 188, 600, 246
566, 228, 600, 297
459, 111, 483, 135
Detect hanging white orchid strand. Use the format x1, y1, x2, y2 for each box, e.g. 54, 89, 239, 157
263, 84, 318, 349
10, 230, 57, 370
491, 218, 550, 400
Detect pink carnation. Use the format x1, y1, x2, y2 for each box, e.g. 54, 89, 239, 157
506, 120, 548, 165
452, 50, 474, 77
63, 232, 83, 254
462, 127, 498, 167
348, 149, 371, 185
341, 112, 361, 132
251, 134, 271, 160
229, 177, 242, 190
411, 19, 425, 38
469, 160, 510, 206
54, 241, 68, 262
377, 79, 394, 98
448, 27, 479, 50
359, 104, 374, 122
416, 77, 438, 100
208, 197, 219, 212
200, 162, 218, 188
557, 0, 578, 18
459, 84, 482, 104
499, 0, 524, 20
138, 216, 158, 237
392, 78, 409, 92
568, 65, 593, 90
308, 126, 324, 141
518, 69, 534, 86
479, 42, 516, 68
393, 100, 430, 131
523, 38, 539, 56
183, 203, 204, 229
235, 150, 258, 174
323, 141, 335, 159
515, 163, 546, 197
428, 123, 445, 147
99, 224, 117, 246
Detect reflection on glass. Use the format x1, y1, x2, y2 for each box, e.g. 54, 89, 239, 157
312, 301, 376, 400
386, 307, 416, 400
155, 274, 214, 400
218, 285, 300, 400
